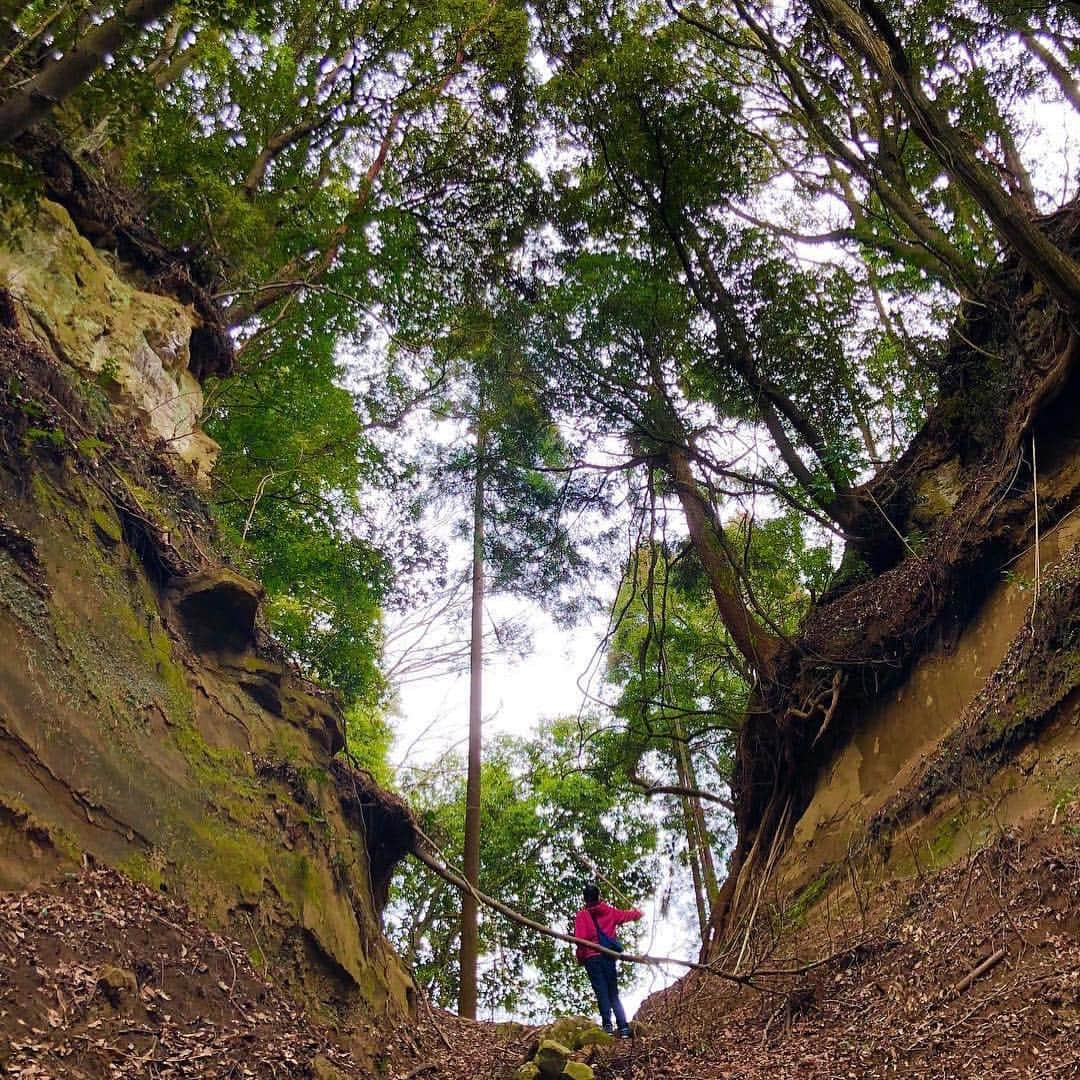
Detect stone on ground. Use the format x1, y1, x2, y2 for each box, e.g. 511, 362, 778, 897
560, 1063, 595, 1080
574, 1025, 614, 1049
96, 964, 137, 1005
535, 1039, 572, 1078
311, 1056, 349, 1080
545, 1015, 592, 1048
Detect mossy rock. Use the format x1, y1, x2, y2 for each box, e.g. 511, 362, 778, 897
0, 199, 218, 477
90, 507, 122, 547
574, 1026, 614, 1049
535, 1040, 572, 1079
311, 1056, 349, 1080
97, 964, 137, 1005
561, 1064, 595, 1080
514, 1065, 541, 1080
545, 1016, 592, 1049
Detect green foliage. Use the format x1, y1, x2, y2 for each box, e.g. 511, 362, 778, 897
388, 719, 658, 1018
427, 293, 609, 623
205, 310, 392, 706
344, 702, 394, 788
6, 3, 1080, 995
596, 519, 830, 890
4, 0, 541, 708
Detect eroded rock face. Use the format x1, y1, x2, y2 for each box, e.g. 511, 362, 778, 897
0, 199, 218, 479
0, 223, 415, 1057
0, 455, 414, 1016
772, 516, 1080, 908
167, 568, 265, 655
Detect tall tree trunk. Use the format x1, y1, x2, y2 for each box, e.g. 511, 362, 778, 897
662, 444, 781, 683
0, 0, 176, 146
1020, 31, 1080, 116
678, 730, 721, 915
678, 787, 709, 938
669, 708, 721, 924
458, 420, 486, 1020
669, 717, 710, 936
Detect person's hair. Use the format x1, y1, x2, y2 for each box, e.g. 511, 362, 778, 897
583, 882, 600, 905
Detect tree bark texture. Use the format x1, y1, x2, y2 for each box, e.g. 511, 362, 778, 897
663, 444, 781, 682
807, 0, 1080, 312
0, 0, 176, 146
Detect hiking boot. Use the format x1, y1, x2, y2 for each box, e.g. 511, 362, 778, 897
616, 1027, 632, 1039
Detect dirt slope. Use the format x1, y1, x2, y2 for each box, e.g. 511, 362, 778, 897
484, 818, 1079, 1080
0, 869, 363, 1078
0, 868, 513, 1079
2, 813, 1076, 1078
622, 817, 1079, 1079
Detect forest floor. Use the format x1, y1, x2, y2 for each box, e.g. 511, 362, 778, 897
595, 813, 1080, 1079
0, 813, 1077, 1078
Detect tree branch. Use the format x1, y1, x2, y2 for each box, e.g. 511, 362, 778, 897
0, 0, 177, 146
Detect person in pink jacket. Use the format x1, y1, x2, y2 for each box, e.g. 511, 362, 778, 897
573, 882, 642, 1036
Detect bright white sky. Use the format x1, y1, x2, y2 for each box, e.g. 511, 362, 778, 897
390, 599, 605, 769
385, 501, 715, 1021
389, 593, 696, 1016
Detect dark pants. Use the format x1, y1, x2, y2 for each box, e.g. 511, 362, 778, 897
583, 955, 627, 1031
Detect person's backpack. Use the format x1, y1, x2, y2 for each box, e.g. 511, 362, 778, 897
587, 906, 623, 953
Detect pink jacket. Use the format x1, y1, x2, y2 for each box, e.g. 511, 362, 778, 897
573, 900, 643, 962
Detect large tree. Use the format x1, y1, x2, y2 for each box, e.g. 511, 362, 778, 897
425, 293, 606, 1017
602, 521, 832, 933
0, 0, 178, 145
533, 0, 1080, 940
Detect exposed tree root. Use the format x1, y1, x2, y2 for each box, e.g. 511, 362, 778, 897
715, 201, 1080, 949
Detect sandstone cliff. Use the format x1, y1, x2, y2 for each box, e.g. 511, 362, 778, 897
0, 198, 415, 1060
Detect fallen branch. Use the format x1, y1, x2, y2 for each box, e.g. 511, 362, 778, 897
419, 992, 453, 1053
412, 829, 878, 993
410, 830, 760, 987
953, 947, 1007, 994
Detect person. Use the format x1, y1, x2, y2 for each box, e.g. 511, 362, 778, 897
573, 882, 642, 1037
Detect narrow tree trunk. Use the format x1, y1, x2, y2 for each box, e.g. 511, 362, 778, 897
681, 738, 721, 915
668, 706, 721, 923
679, 787, 709, 938
0, 0, 176, 146
151, 30, 215, 91
670, 722, 709, 936
458, 420, 486, 1020
243, 115, 322, 198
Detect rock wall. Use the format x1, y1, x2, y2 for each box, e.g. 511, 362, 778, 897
713, 219, 1080, 945
765, 410, 1080, 918
776, 519, 1080, 899
0, 200, 415, 1060
0, 200, 218, 479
